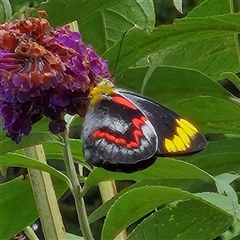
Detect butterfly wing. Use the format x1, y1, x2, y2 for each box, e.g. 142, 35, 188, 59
81, 93, 158, 172
120, 90, 206, 156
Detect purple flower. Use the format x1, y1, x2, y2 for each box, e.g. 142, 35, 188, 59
0, 14, 112, 143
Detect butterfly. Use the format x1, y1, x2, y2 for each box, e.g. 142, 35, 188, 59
81, 79, 206, 172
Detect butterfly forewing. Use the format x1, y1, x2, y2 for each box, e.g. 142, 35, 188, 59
120, 90, 206, 156
81, 93, 158, 171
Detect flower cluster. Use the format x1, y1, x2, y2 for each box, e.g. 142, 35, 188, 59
0, 15, 112, 143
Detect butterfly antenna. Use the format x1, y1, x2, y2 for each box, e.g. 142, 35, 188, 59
113, 31, 128, 75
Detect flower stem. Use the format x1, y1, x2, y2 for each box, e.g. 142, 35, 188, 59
24, 145, 66, 240
61, 130, 94, 240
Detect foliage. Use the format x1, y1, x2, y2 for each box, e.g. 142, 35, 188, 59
1, 0, 240, 239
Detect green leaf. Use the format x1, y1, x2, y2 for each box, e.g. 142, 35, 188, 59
104, 13, 240, 76
187, 136, 240, 175
0, 176, 68, 240
153, 35, 237, 80
0, 153, 71, 187
220, 219, 240, 239
196, 192, 237, 218
10, 0, 43, 14
220, 72, 240, 89
187, 0, 230, 17
31, 116, 51, 132
66, 233, 84, 240
0, 132, 62, 155
0, 0, 12, 23
38, 0, 155, 54
83, 158, 212, 194
102, 186, 234, 239
116, 66, 230, 99
214, 174, 239, 220
88, 177, 215, 224
153, 1, 237, 79
173, 0, 183, 14
128, 199, 233, 240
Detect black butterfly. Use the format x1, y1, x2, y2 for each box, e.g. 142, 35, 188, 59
81, 80, 206, 172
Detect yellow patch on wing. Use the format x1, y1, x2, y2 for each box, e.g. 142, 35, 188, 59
164, 118, 199, 153
164, 138, 177, 152
176, 127, 190, 148
177, 118, 198, 137
172, 134, 187, 151
89, 79, 115, 107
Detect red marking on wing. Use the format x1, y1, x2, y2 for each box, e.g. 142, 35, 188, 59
91, 116, 147, 149
115, 138, 127, 145
105, 132, 116, 142
132, 116, 147, 129
112, 95, 137, 110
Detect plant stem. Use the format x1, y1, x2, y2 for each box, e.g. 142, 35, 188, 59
61, 130, 94, 240
24, 226, 39, 240
25, 145, 66, 240
99, 181, 127, 239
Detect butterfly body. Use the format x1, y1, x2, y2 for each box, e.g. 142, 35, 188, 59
81, 80, 206, 172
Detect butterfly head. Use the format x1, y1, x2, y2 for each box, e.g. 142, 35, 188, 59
89, 79, 116, 107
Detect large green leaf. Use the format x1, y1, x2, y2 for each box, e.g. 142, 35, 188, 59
88, 171, 239, 225
102, 186, 234, 239
88, 178, 216, 224
116, 65, 230, 98
104, 13, 240, 76
154, 35, 237, 80
89, 174, 238, 225
82, 158, 212, 195
186, 136, 240, 175
39, 2, 240, 78
38, 0, 155, 54
0, 132, 62, 155
154, 1, 236, 80
0, 153, 71, 187
128, 198, 233, 240
0, 176, 68, 239
187, 0, 230, 17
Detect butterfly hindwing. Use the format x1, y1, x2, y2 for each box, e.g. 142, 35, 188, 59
81, 92, 158, 172
120, 90, 206, 156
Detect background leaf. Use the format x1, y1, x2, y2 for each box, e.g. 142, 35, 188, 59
102, 186, 234, 240
0, 132, 62, 155
186, 136, 240, 175
83, 158, 212, 194
0, 153, 71, 187
128, 199, 233, 240
0, 176, 68, 239
0, 0, 12, 23
38, 0, 155, 54
104, 13, 240, 76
